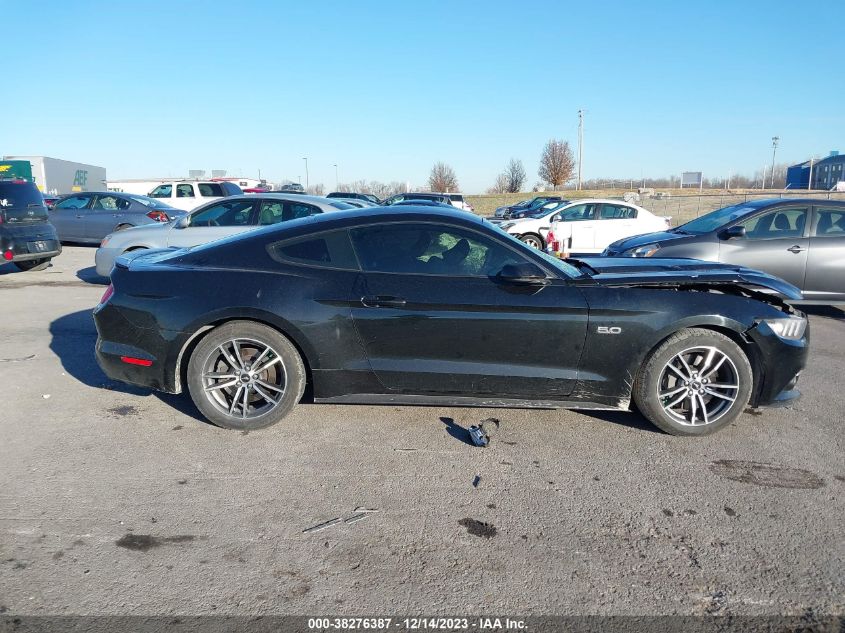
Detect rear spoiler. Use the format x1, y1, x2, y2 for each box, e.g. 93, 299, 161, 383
114, 247, 180, 270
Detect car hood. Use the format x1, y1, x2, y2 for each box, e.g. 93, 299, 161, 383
607, 229, 693, 251
570, 256, 803, 301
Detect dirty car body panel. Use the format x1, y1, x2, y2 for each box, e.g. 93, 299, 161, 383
93, 206, 809, 421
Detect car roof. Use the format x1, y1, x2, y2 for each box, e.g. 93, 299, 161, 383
740, 197, 845, 208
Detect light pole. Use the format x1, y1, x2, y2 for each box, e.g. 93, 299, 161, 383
302, 157, 309, 189
333, 164, 338, 190
770, 136, 779, 188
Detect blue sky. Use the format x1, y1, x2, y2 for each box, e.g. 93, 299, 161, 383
3, 0, 843, 193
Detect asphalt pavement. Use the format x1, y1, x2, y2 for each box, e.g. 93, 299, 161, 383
1, 247, 843, 618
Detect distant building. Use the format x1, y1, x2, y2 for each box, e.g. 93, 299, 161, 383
786, 151, 844, 190
813, 152, 844, 190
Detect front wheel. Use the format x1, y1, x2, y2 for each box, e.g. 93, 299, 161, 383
15, 258, 51, 272
633, 328, 752, 436
519, 233, 544, 249
186, 321, 306, 430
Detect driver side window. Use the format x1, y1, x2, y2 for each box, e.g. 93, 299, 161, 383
350, 223, 527, 276
189, 200, 255, 227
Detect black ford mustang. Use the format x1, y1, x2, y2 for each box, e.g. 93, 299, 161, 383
93, 206, 809, 436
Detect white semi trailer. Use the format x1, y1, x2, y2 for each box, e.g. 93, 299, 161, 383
2, 155, 107, 195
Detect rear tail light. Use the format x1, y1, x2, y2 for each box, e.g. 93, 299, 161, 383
147, 210, 170, 222
99, 284, 114, 305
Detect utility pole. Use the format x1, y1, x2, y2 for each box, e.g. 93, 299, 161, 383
808, 156, 814, 190
577, 109, 584, 191
770, 136, 779, 188
302, 157, 309, 189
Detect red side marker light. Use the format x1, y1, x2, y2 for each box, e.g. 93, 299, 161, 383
99, 284, 114, 304
120, 356, 153, 367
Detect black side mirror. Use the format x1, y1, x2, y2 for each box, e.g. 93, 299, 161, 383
495, 262, 549, 286
719, 225, 746, 240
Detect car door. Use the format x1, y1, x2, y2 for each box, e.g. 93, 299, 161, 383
558, 203, 599, 252
802, 205, 845, 302
717, 206, 809, 289
50, 195, 93, 242
596, 203, 638, 250
166, 199, 257, 247
87, 194, 130, 241
348, 222, 589, 398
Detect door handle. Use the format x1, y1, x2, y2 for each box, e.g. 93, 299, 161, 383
361, 295, 407, 308
787, 245, 805, 254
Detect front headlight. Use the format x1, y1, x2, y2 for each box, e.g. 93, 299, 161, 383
623, 243, 660, 258
762, 316, 807, 340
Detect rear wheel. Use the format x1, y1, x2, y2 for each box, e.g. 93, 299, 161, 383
15, 258, 51, 272
519, 233, 544, 249
186, 321, 306, 430
633, 328, 752, 436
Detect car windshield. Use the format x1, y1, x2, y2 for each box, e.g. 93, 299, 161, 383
128, 195, 176, 210
677, 204, 756, 234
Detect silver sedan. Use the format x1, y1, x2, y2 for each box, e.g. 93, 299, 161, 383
49, 192, 185, 243
95, 194, 354, 277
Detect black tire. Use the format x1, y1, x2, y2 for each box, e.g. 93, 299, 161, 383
519, 233, 545, 249
186, 321, 306, 430
15, 258, 51, 272
633, 328, 752, 436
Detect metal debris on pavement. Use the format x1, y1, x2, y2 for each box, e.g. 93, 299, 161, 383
468, 425, 489, 447
302, 518, 341, 534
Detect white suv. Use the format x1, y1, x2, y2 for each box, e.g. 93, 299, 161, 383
442, 193, 474, 213
147, 180, 242, 211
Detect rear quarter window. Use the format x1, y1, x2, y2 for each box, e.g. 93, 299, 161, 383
268, 230, 359, 270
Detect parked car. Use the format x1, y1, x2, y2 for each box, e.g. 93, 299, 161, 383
327, 192, 381, 204
49, 192, 185, 244
505, 198, 571, 221
544, 199, 671, 255
603, 198, 845, 304
443, 192, 474, 213
393, 200, 455, 208
382, 192, 451, 206
147, 180, 242, 211
94, 204, 808, 436
95, 194, 354, 277
330, 198, 378, 208
494, 195, 563, 219
0, 179, 61, 271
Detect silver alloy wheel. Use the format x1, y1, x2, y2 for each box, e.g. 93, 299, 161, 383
520, 234, 543, 249
200, 337, 287, 419
657, 345, 739, 426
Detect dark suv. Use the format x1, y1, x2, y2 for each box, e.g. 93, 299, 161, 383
326, 191, 381, 204
0, 179, 62, 271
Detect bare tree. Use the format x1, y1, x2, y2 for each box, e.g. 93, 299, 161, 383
428, 162, 459, 192
504, 158, 526, 193
486, 173, 509, 194
538, 139, 575, 190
